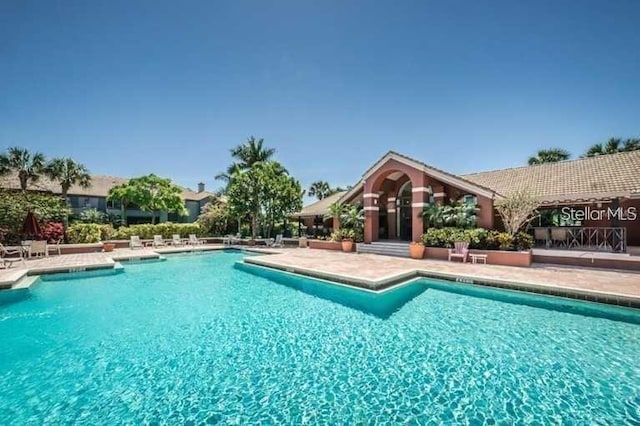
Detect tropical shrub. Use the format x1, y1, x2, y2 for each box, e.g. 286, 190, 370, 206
41, 222, 65, 243
330, 228, 356, 242
99, 224, 116, 241
66, 223, 102, 243
0, 189, 70, 243
420, 227, 533, 251
79, 208, 107, 223
422, 202, 479, 229
513, 231, 534, 251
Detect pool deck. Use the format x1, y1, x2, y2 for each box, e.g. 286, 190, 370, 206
1, 246, 639, 308
0, 244, 257, 289
243, 249, 640, 308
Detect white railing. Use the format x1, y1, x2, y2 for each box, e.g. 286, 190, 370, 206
532, 227, 627, 253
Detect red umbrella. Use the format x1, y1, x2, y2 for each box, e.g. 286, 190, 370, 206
21, 211, 42, 239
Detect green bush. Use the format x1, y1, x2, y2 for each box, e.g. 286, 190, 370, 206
513, 231, 534, 251
420, 227, 533, 251
330, 228, 355, 242
66, 223, 102, 243
0, 189, 70, 243
110, 222, 202, 240
99, 224, 116, 241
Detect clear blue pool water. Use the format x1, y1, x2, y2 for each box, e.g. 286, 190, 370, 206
1, 251, 639, 424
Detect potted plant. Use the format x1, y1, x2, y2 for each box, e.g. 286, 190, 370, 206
102, 242, 116, 252
338, 229, 355, 252
409, 241, 425, 259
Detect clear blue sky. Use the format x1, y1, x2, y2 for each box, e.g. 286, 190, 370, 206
1, 0, 638, 196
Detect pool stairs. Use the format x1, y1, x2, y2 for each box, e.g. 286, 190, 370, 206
356, 241, 410, 258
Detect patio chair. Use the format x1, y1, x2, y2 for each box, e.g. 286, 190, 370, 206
448, 241, 469, 263
171, 234, 184, 246
551, 228, 568, 248
47, 239, 63, 256
130, 236, 144, 250
222, 235, 233, 246
534, 228, 549, 248
187, 234, 203, 246
29, 241, 47, 259
152, 235, 167, 248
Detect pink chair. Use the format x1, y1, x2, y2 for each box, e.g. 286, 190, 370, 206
448, 241, 469, 263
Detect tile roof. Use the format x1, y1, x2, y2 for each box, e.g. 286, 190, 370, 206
0, 174, 216, 201
292, 191, 347, 218
461, 150, 640, 203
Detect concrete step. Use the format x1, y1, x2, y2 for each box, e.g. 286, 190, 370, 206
356, 243, 411, 258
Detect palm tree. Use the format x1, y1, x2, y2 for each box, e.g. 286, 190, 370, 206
44, 158, 92, 203
527, 148, 570, 165
230, 136, 276, 170
0, 147, 46, 190
308, 181, 331, 200
215, 137, 281, 193
584, 138, 640, 157
214, 163, 242, 191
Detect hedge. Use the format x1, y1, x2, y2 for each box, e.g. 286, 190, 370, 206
111, 223, 202, 240
66, 223, 103, 244
64, 222, 204, 243
420, 227, 533, 251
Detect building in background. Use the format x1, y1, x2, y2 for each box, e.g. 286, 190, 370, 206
0, 174, 216, 224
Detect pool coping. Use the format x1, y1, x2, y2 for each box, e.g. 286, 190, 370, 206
243, 256, 640, 309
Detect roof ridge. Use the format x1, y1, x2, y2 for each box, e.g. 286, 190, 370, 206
461, 149, 640, 177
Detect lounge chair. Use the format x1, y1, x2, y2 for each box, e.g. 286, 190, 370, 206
0, 257, 16, 269
171, 234, 184, 246
130, 236, 144, 250
47, 239, 62, 256
29, 241, 47, 259
267, 234, 283, 248
152, 235, 166, 248
448, 241, 469, 263
187, 234, 203, 246
0, 243, 24, 267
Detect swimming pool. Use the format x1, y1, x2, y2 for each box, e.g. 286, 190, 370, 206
1, 251, 639, 423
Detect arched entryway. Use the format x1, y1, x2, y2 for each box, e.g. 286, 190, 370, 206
396, 180, 413, 241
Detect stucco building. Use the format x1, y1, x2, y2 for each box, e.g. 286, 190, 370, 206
295, 150, 640, 250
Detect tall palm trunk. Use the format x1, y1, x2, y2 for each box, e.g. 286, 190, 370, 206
251, 211, 258, 239
61, 187, 70, 240
19, 172, 27, 191
120, 201, 127, 226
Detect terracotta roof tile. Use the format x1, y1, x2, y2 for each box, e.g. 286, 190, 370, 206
461, 150, 640, 202
292, 191, 346, 217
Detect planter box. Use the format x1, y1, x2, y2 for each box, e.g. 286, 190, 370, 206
103, 240, 131, 249
58, 243, 104, 255
425, 246, 532, 267
308, 240, 355, 252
